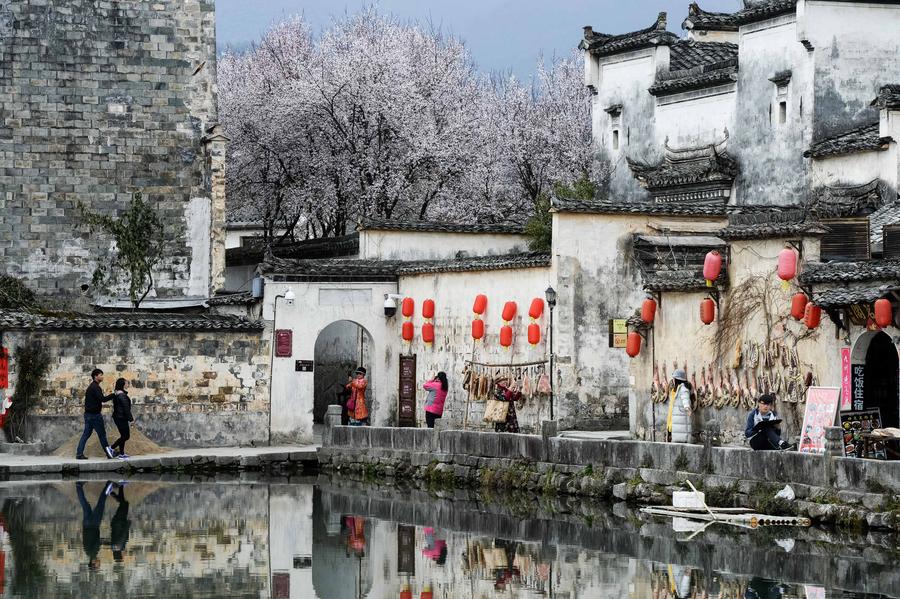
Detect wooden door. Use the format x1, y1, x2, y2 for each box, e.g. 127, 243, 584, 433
398, 354, 416, 427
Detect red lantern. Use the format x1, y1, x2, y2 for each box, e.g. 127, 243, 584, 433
422, 322, 435, 344
528, 298, 544, 320
501, 301, 517, 322
777, 247, 798, 282
804, 303, 822, 329
527, 323, 541, 346
499, 325, 513, 348
401, 321, 414, 341
626, 331, 641, 357
641, 297, 657, 323
703, 250, 722, 286
401, 297, 415, 319
472, 294, 487, 317
422, 299, 435, 320
471, 319, 485, 340
790, 292, 808, 320
875, 298, 893, 328
700, 298, 716, 325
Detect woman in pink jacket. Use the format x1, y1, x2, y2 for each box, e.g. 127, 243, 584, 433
423, 372, 449, 428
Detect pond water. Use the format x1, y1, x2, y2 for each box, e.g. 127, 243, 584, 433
0, 477, 896, 598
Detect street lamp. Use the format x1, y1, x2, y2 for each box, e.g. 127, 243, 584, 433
545, 286, 557, 420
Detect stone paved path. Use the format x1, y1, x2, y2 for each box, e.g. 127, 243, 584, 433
0, 445, 319, 477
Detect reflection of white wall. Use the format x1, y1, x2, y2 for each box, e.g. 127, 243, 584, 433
270, 485, 315, 599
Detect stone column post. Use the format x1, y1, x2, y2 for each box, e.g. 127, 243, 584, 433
823, 426, 843, 487
202, 123, 229, 295
324, 404, 342, 446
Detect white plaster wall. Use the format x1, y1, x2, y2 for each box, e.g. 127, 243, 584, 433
359, 230, 528, 261
186, 197, 212, 297
810, 149, 893, 188
654, 91, 736, 149
398, 266, 553, 430
264, 281, 397, 441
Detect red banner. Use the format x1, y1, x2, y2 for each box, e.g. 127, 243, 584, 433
0, 347, 8, 389
840, 347, 851, 411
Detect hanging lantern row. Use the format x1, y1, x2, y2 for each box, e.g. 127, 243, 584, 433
703, 250, 722, 287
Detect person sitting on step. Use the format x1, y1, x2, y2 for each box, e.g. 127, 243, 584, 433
745, 394, 794, 451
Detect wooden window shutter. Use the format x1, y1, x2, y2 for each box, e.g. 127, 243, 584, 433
884, 224, 900, 260
820, 218, 870, 262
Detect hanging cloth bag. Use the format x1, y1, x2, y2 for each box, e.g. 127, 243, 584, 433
483, 397, 509, 423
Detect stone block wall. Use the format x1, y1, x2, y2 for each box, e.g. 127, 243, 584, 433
0, 0, 219, 301
3, 328, 269, 448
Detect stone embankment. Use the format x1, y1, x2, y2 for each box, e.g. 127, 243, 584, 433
0, 446, 318, 479
320, 424, 900, 531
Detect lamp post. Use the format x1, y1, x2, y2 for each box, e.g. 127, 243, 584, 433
545, 286, 557, 420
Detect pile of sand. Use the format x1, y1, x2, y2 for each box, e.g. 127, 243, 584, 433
53, 427, 168, 458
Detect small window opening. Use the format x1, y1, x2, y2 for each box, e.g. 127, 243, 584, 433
612, 129, 619, 150
778, 101, 787, 124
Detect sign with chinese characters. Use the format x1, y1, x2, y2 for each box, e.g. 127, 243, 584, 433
608, 319, 627, 348
840, 409, 886, 459
851, 364, 865, 411
840, 347, 851, 411
798, 387, 840, 454
274, 329, 292, 357
294, 360, 314, 372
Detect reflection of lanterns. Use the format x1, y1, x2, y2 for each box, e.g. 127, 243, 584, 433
422, 299, 435, 320
471, 319, 485, 341
402, 321, 414, 342
700, 298, 716, 325
500, 325, 513, 349
528, 298, 544, 320
528, 323, 541, 346
804, 303, 821, 329
641, 297, 657, 323
472, 294, 487, 317
790, 292, 808, 320
626, 331, 641, 357
422, 323, 435, 344
400, 585, 412, 599
420, 587, 433, 599
778, 246, 798, 290
875, 298, 892, 328
703, 250, 722, 287
501, 301, 517, 323
401, 297, 415, 319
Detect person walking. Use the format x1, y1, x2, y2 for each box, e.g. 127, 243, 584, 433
345, 366, 369, 426
75, 368, 115, 460
423, 372, 448, 429
109, 378, 134, 459
666, 368, 694, 443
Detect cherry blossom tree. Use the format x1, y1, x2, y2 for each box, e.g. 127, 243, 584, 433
218, 9, 595, 243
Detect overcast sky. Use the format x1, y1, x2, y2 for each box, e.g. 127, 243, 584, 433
216, 0, 741, 78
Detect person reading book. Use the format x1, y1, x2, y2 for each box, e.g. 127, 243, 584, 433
745, 394, 794, 451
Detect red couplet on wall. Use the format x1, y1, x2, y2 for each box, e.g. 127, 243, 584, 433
499, 325, 513, 348
0, 347, 8, 389
274, 330, 292, 357
471, 319, 485, 340
422, 299, 435, 320
422, 322, 435, 344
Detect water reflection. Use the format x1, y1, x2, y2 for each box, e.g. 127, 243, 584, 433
0, 478, 895, 598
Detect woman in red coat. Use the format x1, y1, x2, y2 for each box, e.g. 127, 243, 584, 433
345, 367, 369, 426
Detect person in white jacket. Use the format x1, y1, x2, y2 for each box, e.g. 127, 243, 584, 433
666, 368, 694, 443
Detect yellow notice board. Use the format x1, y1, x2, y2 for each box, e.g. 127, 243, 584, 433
609, 319, 627, 348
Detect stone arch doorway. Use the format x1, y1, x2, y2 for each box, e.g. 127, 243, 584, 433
851, 330, 899, 427
313, 321, 374, 424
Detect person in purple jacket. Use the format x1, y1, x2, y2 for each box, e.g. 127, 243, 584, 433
423, 372, 449, 428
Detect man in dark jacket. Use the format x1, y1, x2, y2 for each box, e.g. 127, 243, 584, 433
75, 368, 115, 459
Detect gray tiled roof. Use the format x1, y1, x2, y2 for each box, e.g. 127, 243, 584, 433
207, 291, 257, 306
643, 270, 725, 292
811, 284, 900, 310
799, 259, 900, 285
682, 1, 798, 32
226, 233, 360, 266
551, 197, 728, 217
804, 123, 893, 159
580, 13, 679, 57
0, 311, 265, 332
649, 64, 738, 96
807, 179, 891, 219
869, 200, 900, 248
262, 252, 551, 279
358, 218, 525, 235
668, 41, 738, 70
627, 141, 739, 191
718, 208, 829, 240
872, 84, 900, 110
